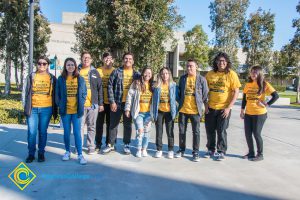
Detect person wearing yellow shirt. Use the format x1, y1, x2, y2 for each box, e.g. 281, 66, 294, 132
103, 52, 140, 155
204, 52, 241, 161
95, 52, 115, 151
22, 56, 58, 163
56, 58, 88, 165
151, 67, 177, 159
124, 67, 153, 158
79, 52, 104, 155
240, 66, 279, 162
175, 59, 209, 162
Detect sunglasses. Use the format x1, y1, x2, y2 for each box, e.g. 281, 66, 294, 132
38, 62, 48, 66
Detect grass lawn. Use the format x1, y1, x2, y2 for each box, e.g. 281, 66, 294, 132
278, 91, 300, 107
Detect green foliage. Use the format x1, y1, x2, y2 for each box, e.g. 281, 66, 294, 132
0, 84, 24, 124
183, 25, 209, 69
0, 0, 51, 94
74, 0, 184, 73
272, 85, 286, 92
209, 0, 249, 70
240, 8, 275, 74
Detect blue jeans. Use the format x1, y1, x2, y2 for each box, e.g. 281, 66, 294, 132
134, 112, 152, 150
61, 114, 83, 155
27, 107, 52, 156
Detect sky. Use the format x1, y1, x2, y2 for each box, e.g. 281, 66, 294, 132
40, 0, 299, 50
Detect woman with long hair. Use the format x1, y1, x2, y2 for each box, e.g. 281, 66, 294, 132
22, 56, 58, 163
56, 57, 88, 165
125, 67, 153, 158
240, 66, 279, 161
151, 67, 177, 159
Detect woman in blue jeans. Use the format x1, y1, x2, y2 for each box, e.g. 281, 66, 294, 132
56, 58, 87, 165
151, 67, 177, 159
125, 67, 153, 158
22, 56, 58, 163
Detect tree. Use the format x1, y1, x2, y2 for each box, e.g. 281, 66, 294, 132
209, 0, 249, 70
0, 0, 51, 95
272, 47, 295, 85
183, 25, 209, 69
288, 1, 300, 103
74, 0, 183, 72
240, 8, 275, 75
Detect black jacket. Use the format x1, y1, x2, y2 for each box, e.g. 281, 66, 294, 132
78, 65, 104, 107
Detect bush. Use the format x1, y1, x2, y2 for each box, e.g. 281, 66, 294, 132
272, 85, 286, 92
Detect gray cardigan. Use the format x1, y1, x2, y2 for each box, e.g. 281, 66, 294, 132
124, 83, 141, 119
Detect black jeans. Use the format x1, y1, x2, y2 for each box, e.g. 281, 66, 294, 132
95, 104, 111, 147
178, 112, 200, 153
109, 103, 132, 145
155, 111, 174, 151
244, 113, 267, 156
205, 108, 231, 153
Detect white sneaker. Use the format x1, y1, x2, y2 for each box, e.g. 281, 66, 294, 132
167, 151, 174, 159
123, 144, 131, 155
155, 150, 162, 158
142, 149, 148, 157
78, 154, 87, 165
62, 151, 71, 161
136, 149, 142, 158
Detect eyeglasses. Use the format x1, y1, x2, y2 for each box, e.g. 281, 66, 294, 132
218, 60, 227, 63
38, 62, 48, 66
67, 64, 75, 67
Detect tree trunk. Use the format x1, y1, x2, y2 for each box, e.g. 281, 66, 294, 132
20, 58, 25, 90
4, 56, 12, 96
297, 68, 300, 104
14, 61, 20, 90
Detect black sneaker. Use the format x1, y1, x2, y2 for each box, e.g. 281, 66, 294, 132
26, 155, 35, 163
192, 153, 200, 162
215, 152, 225, 161
95, 145, 101, 152
102, 144, 115, 154
175, 150, 184, 158
204, 150, 214, 158
38, 153, 45, 162
243, 153, 255, 160
250, 154, 264, 162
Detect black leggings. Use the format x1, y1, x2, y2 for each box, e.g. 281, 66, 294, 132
244, 113, 267, 156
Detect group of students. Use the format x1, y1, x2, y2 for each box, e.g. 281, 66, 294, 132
22, 51, 279, 165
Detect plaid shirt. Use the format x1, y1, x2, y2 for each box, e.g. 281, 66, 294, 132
108, 66, 140, 106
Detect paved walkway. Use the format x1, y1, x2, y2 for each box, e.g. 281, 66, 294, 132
0, 102, 300, 200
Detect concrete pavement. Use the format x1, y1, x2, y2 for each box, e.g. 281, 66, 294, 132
0, 102, 300, 200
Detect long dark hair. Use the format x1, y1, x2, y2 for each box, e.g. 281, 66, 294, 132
248, 65, 266, 95
212, 52, 232, 74
133, 67, 153, 93
61, 57, 79, 79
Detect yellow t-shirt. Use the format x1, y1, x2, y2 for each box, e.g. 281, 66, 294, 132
122, 69, 133, 102
243, 81, 275, 115
32, 73, 52, 108
66, 76, 78, 114
159, 83, 170, 112
80, 67, 92, 107
97, 67, 115, 104
180, 75, 198, 114
206, 70, 241, 110
139, 83, 152, 112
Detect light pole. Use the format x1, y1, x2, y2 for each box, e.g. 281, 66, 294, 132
54, 55, 57, 77
29, 0, 34, 74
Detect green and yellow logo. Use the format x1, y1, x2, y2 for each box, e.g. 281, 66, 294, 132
8, 162, 37, 190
